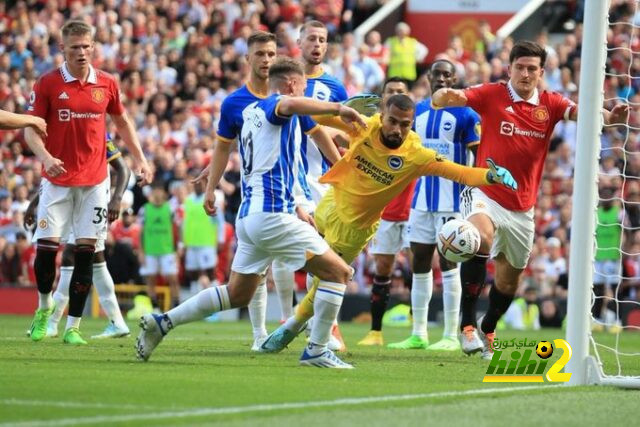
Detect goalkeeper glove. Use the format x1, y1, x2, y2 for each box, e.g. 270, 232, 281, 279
486, 158, 518, 190
342, 94, 381, 117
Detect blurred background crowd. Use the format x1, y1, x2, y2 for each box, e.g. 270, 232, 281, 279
0, 0, 638, 326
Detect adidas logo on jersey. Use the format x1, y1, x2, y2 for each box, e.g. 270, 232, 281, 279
505, 106, 515, 113
58, 91, 69, 100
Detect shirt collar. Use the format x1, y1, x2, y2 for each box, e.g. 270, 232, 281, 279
305, 67, 324, 79
60, 62, 97, 84
507, 80, 539, 105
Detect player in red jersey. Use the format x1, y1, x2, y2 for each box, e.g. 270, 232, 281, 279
24, 20, 152, 344
357, 77, 414, 346
432, 40, 629, 359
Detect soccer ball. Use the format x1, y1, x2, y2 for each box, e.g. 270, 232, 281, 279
536, 341, 554, 359
436, 219, 481, 263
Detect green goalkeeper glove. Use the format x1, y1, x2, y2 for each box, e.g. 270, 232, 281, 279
486, 158, 518, 191
342, 94, 381, 117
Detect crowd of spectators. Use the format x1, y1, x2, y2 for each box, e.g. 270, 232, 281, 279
0, 0, 638, 321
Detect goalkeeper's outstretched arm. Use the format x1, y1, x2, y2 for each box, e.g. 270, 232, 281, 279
422, 158, 518, 190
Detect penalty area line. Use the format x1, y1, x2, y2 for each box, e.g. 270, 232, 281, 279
0, 384, 559, 427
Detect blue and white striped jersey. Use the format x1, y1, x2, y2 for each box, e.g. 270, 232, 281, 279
300, 70, 348, 203
216, 84, 264, 143
237, 94, 318, 219
412, 99, 481, 212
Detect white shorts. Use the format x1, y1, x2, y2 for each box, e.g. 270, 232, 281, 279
34, 177, 109, 242
232, 212, 329, 275
461, 187, 534, 269
594, 260, 621, 287
408, 210, 461, 245
185, 246, 218, 271
140, 254, 178, 276
294, 195, 317, 215
370, 219, 409, 255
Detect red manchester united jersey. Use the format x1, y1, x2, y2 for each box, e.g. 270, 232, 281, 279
464, 82, 575, 211
27, 63, 125, 186
381, 179, 417, 222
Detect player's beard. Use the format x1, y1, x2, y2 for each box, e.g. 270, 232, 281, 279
381, 132, 403, 149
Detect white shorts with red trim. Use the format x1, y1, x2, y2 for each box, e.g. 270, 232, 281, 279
461, 187, 534, 269
369, 219, 410, 255
34, 177, 109, 243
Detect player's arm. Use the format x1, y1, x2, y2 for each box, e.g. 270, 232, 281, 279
421, 157, 517, 190
24, 127, 67, 177
191, 164, 210, 186
107, 155, 131, 222
311, 114, 360, 136
602, 104, 629, 125
0, 110, 47, 136
276, 97, 367, 132
557, 95, 628, 125
306, 126, 341, 164
431, 88, 468, 109
23, 193, 39, 229
110, 111, 153, 185
203, 140, 233, 216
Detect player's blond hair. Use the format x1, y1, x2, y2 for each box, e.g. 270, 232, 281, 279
269, 57, 304, 79
61, 20, 93, 39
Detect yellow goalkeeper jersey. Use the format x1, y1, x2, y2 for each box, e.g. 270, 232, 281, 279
319, 113, 490, 228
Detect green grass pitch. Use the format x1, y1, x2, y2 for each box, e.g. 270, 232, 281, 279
1, 315, 639, 426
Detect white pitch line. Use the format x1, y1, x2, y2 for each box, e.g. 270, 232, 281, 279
0, 384, 560, 427
0, 399, 160, 411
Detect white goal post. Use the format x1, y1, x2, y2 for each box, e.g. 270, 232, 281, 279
565, 0, 640, 388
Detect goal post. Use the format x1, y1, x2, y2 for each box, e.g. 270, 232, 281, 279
564, 0, 609, 386
566, 0, 640, 388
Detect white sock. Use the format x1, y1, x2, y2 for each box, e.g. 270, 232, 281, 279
305, 274, 316, 334
65, 315, 81, 331
248, 281, 267, 339
39, 292, 53, 311
93, 262, 128, 330
167, 285, 231, 327
411, 272, 433, 339
50, 266, 74, 322
442, 268, 462, 339
272, 261, 295, 320
309, 281, 346, 352
283, 315, 305, 332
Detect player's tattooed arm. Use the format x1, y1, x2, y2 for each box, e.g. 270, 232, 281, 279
108, 155, 131, 222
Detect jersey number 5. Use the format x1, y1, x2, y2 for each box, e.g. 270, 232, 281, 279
240, 131, 254, 175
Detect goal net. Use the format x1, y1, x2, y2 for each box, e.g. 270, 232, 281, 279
566, 0, 640, 387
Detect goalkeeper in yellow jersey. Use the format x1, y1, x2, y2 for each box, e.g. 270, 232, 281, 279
259, 93, 517, 358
